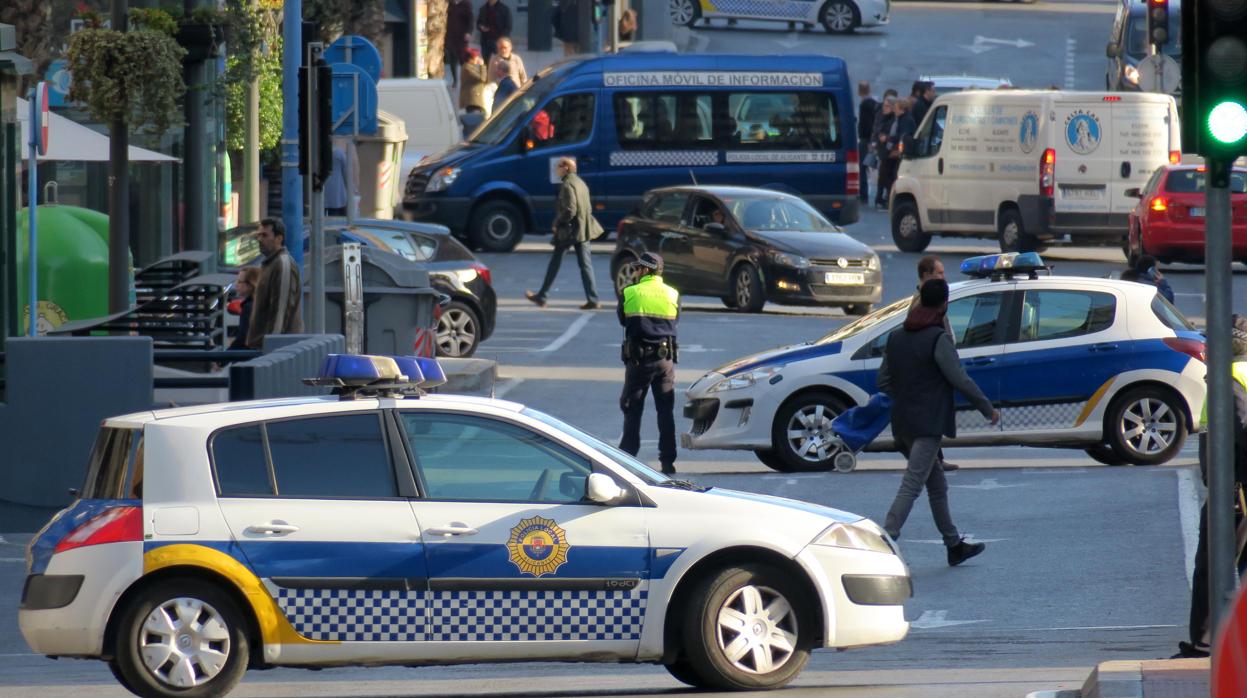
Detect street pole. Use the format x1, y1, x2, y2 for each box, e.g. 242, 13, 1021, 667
281, 0, 304, 268
108, 0, 130, 315
241, 0, 260, 225
1205, 156, 1237, 638
609, 0, 619, 53
578, 0, 595, 54
307, 42, 325, 334
26, 92, 37, 336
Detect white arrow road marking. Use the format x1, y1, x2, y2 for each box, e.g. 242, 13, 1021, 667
951, 478, 1025, 490
975, 35, 1035, 48
777, 32, 804, 49
962, 43, 997, 55
909, 610, 990, 629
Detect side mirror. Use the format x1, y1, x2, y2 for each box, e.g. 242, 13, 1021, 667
586, 472, 624, 504
704, 222, 727, 234
1125, 187, 1142, 198
1106, 42, 1119, 58
519, 125, 534, 152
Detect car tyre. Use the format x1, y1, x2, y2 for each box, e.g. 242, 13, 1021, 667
1085, 443, 1128, 466
1105, 385, 1188, 465
436, 300, 481, 358
721, 295, 739, 309
891, 199, 931, 252
114, 578, 250, 698
997, 207, 1038, 253
754, 448, 797, 472
665, 658, 707, 687
819, 0, 859, 34
771, 391, 848, 471
612, 254, 641, 298
732, 264, 766, 313
469, 200, 525, 252
669, 0, 700, 27
681, 564, 812, 690
845, 303, 872, 316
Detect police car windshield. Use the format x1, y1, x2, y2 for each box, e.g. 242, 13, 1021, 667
521, 408, 670, 484
471, 70, 565, 145
815, 296, 911, 344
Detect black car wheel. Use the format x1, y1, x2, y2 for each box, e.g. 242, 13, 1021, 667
1105, 385, 1187, 465
771, 391, 848, 471
891, 199, 931, 252
819, 0, 859, 33
845, 303, 872, 316
469, 200, 525, 252
732, 264, 765, 313
612, 254, 641, 298
436, 300, 481, 358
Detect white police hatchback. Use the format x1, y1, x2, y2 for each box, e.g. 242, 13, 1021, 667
683, 253, 1208, 471
20, 356, 910, 697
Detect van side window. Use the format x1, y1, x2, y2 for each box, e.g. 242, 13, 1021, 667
910, 106, 946, 158
726, 92, 839, 150
530, 93, 595, 150
613, 93, 713, 150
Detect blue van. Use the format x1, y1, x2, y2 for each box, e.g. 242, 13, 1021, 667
401, 52, 860, 251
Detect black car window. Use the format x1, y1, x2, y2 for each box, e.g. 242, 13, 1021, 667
947, 292, 1007, 348
689, 197, 726, 229
212, 425, 274, 496
266, 413, 397, 498
646, 192, 690, 225
1018, 290, 1116, 342
400, 412, 592, 502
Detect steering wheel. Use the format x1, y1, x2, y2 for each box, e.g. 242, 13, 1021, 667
529, 469, 552, 501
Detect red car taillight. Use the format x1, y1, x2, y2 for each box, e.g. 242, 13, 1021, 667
1164, 337, 1206, 364
53, 506, 143, 554
1149, 196, 1169, 213
1040, 149, 1055, 197
471, 262, 492, 286
846, 149, 860, 196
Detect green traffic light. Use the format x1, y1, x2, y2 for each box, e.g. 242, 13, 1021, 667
1209, 101, 1247, 144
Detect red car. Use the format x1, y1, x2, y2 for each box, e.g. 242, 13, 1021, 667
1125, 164, 1247, 266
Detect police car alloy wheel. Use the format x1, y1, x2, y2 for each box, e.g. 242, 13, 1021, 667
436, 301, 480, 357
114, 579, 250, 698
1105, 385, 1187, 465
819, 0, 859, 34
682, 564, 811, 690
772, 391, 848, 471
669, 0, 699, 27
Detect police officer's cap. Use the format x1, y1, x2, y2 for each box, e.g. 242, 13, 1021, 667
637, 252, 664, 273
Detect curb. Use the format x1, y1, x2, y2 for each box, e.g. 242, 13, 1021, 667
1077, 658, 1209, 698
437, 357, 497, 394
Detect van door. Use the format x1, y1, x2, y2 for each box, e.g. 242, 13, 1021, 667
906, 105, 948, 230
1052, 100, 1113, 217
520, 92, 601, 233
1108, 98, 1174, 214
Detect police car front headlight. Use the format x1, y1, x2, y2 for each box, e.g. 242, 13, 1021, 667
770, 251, 810, 268
815, 521, 894, 554
426, 167, 460, 192
709, 366, 782, 392
1124, 65, 1140, 85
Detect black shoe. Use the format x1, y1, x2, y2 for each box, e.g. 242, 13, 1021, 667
661, 464, 676, 475
525, 291, 547, 308
947, 539, 986, 567
581, 301, 602, 310
1171, 641, 1210, 659
941, 460, 961, 472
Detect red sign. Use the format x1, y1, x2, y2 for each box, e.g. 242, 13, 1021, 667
1214, 584, 1247, 697
33, 81, 49, 156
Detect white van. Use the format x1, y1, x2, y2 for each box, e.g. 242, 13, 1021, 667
890, 90, 1180, 252
377, 78, 461, 193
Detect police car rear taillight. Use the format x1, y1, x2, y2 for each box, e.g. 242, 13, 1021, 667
1163, 337, 1206, 364
53, 506, 143, 554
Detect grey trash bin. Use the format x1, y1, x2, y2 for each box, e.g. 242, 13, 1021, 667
320, 246, 439, 356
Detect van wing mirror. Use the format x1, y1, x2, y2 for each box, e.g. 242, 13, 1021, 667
1106, 42, 1119, 58
1125, 187, 1142, 198
520, 124, 534, 152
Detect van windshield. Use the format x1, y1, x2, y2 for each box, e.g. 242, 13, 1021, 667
471, 72, 564, 145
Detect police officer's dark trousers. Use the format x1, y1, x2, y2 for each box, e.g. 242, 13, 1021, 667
619, 358, 676, 471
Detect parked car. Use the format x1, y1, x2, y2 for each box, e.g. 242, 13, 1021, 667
19, 355, 911, 697
668, 0, 890, 34
220, 219, 496, 357
1125, 164, 1247, 266
683, 253, 1207, 471
612, 186, 880, 314
918, 74, 1013, 93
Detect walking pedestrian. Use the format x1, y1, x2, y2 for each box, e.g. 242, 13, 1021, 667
247, 218, 304, 349
873, 95, 898, 209
477, 0, 512, 65
1177, 315, 1247, 658
879, 278, 1000, 565
857, 81, 878, 204
525, 157, 602, 309
618, 252, 680, 475
445, 0, 474, 88
907, 256, 962, 472
488, 36, 528, 87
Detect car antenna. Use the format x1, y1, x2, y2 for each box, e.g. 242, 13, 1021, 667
689, 169, 698, 185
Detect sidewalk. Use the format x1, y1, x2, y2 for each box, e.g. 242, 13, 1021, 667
1031, 658, 1209, 698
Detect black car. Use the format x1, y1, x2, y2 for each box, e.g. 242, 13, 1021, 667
221, 218, 497, 357
611, 186, 881, 313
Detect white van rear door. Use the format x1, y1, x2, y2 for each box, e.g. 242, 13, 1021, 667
1107, 98, 1174, 213
1053, 100, 1112, 214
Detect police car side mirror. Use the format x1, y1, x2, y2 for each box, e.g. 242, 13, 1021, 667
1125, 187, 1142, 198
586, 473, 624, 504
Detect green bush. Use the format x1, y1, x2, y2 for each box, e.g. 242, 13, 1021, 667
66, 25, 188, 134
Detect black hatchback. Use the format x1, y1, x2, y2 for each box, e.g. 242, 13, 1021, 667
611, 186, 881, 313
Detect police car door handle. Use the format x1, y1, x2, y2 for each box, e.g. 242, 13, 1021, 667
246, 521, 301, 535
964, 356, 996, 366
1090, 343, 1119, 352
424, 524, 480, 537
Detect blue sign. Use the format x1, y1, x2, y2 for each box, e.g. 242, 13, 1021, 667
330, 63, 378, 136
44, 59, 72, 108
325, 35, 382, 84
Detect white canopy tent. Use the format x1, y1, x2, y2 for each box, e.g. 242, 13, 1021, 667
16, 97, 179, 162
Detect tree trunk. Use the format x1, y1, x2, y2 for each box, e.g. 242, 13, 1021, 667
425, 0, 447, 79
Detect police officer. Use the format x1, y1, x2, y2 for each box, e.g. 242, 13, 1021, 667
618, 253, 680, 474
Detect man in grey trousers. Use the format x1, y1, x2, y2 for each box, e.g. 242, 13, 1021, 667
879, 279, 1000, 567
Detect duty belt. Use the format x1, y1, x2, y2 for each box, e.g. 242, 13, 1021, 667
622, 338, 678, 363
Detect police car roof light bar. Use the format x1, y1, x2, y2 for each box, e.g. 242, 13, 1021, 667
959, 252, 1049, 280
303, 353, 445, 399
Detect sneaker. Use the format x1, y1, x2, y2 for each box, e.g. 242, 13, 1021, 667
941, 460, 961, 472
525, 291, 547, 308
947, 538, 986, 567
581, 301, 602, 310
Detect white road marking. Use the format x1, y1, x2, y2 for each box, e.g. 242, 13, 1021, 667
950, 478, 1025, 490
1178, 467, 1200, 590
1017, 623, 1181, 632
0, 558, 24, 563
776, 31, 803, 49
1065, 37, 1077, 90
908, 534, 1007, 544
492, 378, 524, 400
539, 312, 594, 353
910, 610, 989, 629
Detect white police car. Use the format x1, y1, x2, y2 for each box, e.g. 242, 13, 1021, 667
19, 355, 910, 697
683, 253, 1208, 471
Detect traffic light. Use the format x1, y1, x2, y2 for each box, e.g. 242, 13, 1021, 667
297, 61, 333, 191
1148, 0, 1170, 48
1182, 0, 1247, 159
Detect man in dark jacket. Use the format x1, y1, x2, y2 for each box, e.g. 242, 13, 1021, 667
857, 81, 878, 204
879, 279, 999, 566
906, 255, 959, 472
477, 0, 512, 65
910, 80, 934, 127
445, 0, 474, 87
526, 157, 602, 309
247, 218, 304, 349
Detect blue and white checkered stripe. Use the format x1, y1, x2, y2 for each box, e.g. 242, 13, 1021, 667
272, 585, 647, 642
610, 151, 718, 168
708, 0, 816, 20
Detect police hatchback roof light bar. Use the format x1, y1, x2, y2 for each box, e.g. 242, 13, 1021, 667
303, 354, 447, 399
959, 252, 1049, 280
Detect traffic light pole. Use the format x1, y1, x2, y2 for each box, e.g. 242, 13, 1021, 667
307, 42, 326, 335
1205, 157, 1237, 639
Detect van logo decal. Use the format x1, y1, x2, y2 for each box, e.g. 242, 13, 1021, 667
610, 151, 718, 167
1064, 111, 1102, 155
1019, 111, 1039, 154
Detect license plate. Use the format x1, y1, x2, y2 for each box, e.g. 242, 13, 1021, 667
1062, 187, 1104, 200
1190, 207, 1205, 217
825, 272, 864, 285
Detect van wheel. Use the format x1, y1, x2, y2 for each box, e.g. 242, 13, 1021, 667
891, 200, 930, 252
997, 207, 1038, 253
819, 0, 859, 33
1105, 385, 1187, 465
669, 0, 700, 27
732, 264, 765, 313
469, 200, 525, 252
